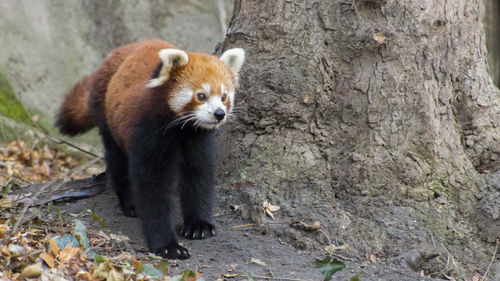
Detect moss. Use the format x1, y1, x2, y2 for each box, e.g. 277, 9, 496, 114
0, 72, 31, 124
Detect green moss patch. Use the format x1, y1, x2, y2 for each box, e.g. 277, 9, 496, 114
0, 72, 31, 124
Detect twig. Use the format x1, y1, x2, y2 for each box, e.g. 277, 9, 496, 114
10, 180, 62, 234
250, 275, 313, 281
352, 0, 361, 21
45, 135, 102, 159
8, 143, 100, 233
482, 239, 499, 281
18, 99, 103, 159
231, 223, 256, 229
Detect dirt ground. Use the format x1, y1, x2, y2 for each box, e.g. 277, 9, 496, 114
48, 179, 443, 281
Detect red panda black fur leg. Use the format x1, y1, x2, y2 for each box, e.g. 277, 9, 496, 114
99, 126, 136, 217
127, 117, 197, 259
179, 130, 217, 240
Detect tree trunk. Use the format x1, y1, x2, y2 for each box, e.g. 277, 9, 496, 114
216, 0, 500, 277
483, 0, 500, 87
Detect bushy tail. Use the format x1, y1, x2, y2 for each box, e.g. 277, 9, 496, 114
55, 75, 95, 136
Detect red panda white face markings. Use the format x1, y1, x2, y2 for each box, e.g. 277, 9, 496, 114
169, 88, 194, 112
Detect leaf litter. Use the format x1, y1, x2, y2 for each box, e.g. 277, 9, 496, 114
0, 138, 411, 280
0, 140, 204, 280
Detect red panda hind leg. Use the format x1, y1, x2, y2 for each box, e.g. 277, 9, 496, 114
99, 126, 136, 217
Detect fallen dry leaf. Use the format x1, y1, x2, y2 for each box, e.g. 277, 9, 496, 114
20, 262, 42, 278
107, 269, 125, 281
373, 32, 386, 44
58, 247, 81, 263
231, 180, 252, 190
366, 253, 377, 263
48, 238, 59, 256
250, 257, 267, 266
76, 271, 92, 280
1, 246, 10, 256
290, 220, 321, 231
40, 252, 55, 268
92, 262, 111, 279
324, 243, 349, 253
262, 200, 280, 219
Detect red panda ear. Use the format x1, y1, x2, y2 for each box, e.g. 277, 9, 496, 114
220, 48, 245, 87
146, 49, 189, 88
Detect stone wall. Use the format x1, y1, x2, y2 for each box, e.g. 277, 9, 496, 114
0, 0, 232, 120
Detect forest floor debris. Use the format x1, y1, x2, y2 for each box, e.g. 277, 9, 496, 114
0, 140, 455, 280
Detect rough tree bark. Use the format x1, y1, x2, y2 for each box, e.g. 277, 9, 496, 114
216, 0, 500, 278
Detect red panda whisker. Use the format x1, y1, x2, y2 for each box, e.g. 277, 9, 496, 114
180, 116, 199, 129
166, 113, 198, 129
155, 113, 197, 136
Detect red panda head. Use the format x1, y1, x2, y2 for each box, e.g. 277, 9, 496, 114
147, 48, 245, 130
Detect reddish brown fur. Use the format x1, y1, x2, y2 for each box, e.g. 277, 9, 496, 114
57, 39, 236, 150
56, 75, 93, 135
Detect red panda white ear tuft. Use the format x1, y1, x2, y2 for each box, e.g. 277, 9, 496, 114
220, 48, 245, 87
146, 49, 189, 88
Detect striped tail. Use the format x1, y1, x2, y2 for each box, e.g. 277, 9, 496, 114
55, 75, 95, 136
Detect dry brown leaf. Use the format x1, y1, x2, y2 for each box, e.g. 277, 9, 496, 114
76, 271, 92, 280
365, 253, 377, 263
231, 180, 251, 190
291, 220, 321, 231
40, 252, 55, 268
132, 257, 140, 269
324, 243, 349, 253
303, 95, 310, 103
250, 258, 267, 266
20, 262, 42, 278
92, 262, 111, 279
48, 238, 59, 256
1, 246, 10, 256
373, 32, 386, 44
263, 200, 280, 219
58, 247, 81, 263
107, 269, 125, 281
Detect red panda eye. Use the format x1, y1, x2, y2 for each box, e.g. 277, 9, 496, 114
221, 93, 227, 102
196, 93, 207, 101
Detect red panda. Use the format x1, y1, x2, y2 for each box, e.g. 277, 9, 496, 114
56, 39, 245, 259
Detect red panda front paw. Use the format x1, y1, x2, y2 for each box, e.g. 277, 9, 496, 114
155, 243, 191, 259
118, 202, 136, 217
181, 221, 216, 240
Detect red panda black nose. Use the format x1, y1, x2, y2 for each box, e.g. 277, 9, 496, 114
214, 109, 226, 121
